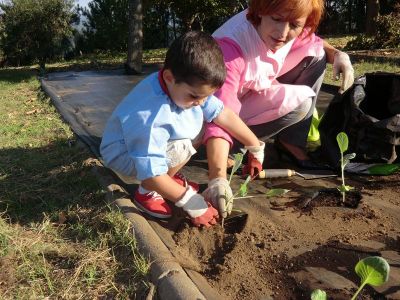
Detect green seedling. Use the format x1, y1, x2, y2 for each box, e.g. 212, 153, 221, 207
311, 256, 390, 300
311, 289, 327, 300
222, 153, 248, 227
222, 153, 290, 227
351, 256, 390, 300
238, 174, 251, 197
224, 153, 249, 219
228, 153, 244, 185
336, 132, 356, 202
227, 153, 289, 200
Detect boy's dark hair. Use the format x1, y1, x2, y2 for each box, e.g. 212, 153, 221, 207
164, 31, 226, 88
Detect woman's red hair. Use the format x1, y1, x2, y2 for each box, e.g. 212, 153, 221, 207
247, 0, 324, 35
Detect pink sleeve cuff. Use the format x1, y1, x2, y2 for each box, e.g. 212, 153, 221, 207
202, 122, 233, 147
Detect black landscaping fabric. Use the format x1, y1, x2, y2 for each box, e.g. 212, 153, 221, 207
41, 67, 157, 158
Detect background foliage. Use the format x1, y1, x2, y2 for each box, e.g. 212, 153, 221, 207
345, 9, 400, 50
0, 0, 399, 67
0, 0, 75, 70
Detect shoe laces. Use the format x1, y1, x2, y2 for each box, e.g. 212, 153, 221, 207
145, 190, 163, 200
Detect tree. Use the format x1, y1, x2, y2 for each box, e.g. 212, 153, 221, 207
0, 0, 74, 72
81, 0, 130, 51
126, 0, 143, 74
170, 0, 246, 32
366, 0, 380, 35
143, 0, 172, 48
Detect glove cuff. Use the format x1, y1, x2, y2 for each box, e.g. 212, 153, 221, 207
334, 51, 351, 63
244, 140, 265, 152
245, 141, 265, 164
175, 187, 195, 207
175, 187, 208, 218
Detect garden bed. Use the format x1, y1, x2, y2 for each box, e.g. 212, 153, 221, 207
168, 156, 400, 299
41, 69, 400, 300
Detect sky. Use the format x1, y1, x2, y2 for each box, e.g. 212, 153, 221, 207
76, 0, 90, 7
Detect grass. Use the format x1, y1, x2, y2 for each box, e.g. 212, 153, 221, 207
44, 48, 167, 73
0, 67, 150, 298
324, 61, 400, 86
322, 34, 356, 50
318, 35, 400, 86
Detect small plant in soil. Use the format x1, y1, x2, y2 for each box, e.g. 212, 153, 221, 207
311, 289, 327, 300
222, 153, 289, 226
311, 256, 390, 300
336, 132, 356, 203
226, 153, 251, 202
228, 153, 289, 199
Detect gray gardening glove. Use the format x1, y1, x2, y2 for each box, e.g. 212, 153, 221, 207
333, 51, 354, 94
202, 177, 233, 218
175, 186, 218, 227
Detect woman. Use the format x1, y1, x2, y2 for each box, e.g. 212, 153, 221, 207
203, 0, 354, 218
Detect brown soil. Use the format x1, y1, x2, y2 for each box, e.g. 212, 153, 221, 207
168, 164, 400, 300
0, 257, 17, 289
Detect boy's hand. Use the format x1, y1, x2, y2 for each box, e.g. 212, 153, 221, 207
203, 177, 233, 218
243, 141, 265, 178
175, 186, 219, 227
191, 203, 219, 227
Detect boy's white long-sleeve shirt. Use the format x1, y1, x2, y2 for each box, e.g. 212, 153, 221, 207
100, 72, 224, 181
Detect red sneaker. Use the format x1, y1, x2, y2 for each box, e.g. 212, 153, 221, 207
134, 190, 172, 219
172, 172, 199, 192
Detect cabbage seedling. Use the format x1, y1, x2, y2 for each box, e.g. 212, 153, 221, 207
351, 256, 390, 300
336, 132, 356, 203
311, 289, 327, 300
227, 153, 288, 200
222, 153, 289, 226
228, 153, 244, 186
310, 256, 390, 300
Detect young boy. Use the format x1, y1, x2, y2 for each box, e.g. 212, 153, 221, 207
100, 31, 264, 227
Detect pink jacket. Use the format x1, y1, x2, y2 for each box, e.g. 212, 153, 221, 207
203, 10, 325, 145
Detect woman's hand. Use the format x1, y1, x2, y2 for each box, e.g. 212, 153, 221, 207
333, 51, 354, 94
242, 141, 265, 178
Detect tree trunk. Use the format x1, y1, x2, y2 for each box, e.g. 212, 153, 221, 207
172, 11, 177, 41
126, 0, 143, 74
163, 8, 170, 47
355, 0, 366, 33
347, 0, 353, 32
366, 0, 380, 36
39, 57, 46, 77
